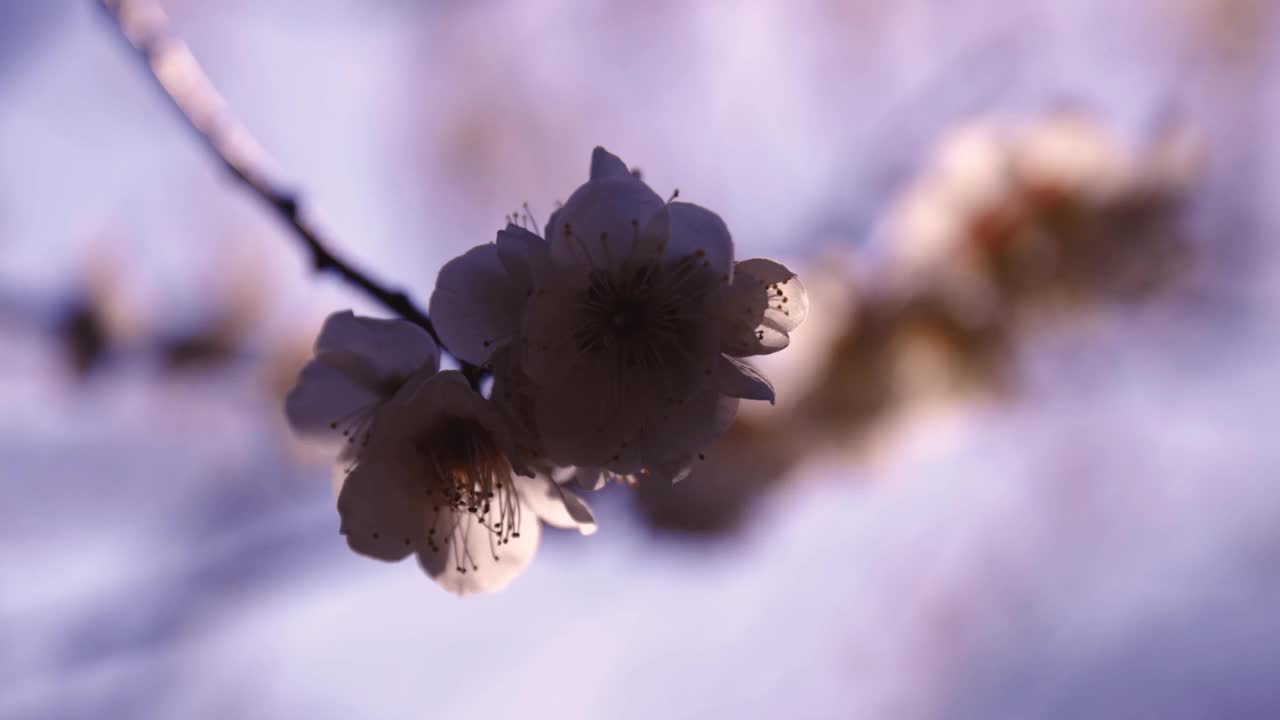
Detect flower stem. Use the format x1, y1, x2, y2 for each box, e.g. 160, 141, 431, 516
97, 0, 486, 388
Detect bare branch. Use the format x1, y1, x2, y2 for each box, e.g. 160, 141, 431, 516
97, 0, 485, 384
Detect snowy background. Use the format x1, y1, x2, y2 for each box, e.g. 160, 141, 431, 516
1, 1, 1278, 718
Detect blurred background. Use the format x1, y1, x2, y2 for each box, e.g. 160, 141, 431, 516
2, 1, 1278, 718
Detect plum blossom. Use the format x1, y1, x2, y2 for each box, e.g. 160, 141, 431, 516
285, 311, 595, 595
431, 147, 808, 483
883, 114, 1202, 321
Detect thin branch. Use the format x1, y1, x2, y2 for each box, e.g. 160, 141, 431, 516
98, 0, 484, 384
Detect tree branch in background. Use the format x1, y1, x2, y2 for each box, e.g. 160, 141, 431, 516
97, 0, 485, 385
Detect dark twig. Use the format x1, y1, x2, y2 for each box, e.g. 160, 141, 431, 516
97, 0, 485, 385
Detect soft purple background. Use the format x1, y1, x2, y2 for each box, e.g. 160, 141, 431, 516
1, 1, 1277, 719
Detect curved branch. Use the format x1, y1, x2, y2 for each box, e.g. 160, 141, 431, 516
97, 0, 485, 385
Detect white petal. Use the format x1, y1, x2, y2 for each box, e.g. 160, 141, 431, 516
664, 202, 734, 277
568, 466, 609, 491
430, 243, 531, 366
548, 174, 664, 272
284, 353, 383, 436
629, 384, 740, 482
589, 146, 631, 181
496, 224, 552, 289
738, 259, 809, 332
533, 365, 644, 468
417, 502, 542, 596
718, 355, 775, 404
335, 455, 427, 562
377, 370, 504, 449
720, 258, 809, 357
615, 202, 732, 279
315, 310, 439, 382
513, 473, 597, 535
557, 489, 598, 533
532, 328, 725, 472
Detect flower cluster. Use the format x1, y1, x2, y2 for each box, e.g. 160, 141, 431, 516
885, 113, 1201, 321
286, 148, 807, 594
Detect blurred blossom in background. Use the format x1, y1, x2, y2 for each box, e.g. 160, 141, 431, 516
2, 0, 1278, 718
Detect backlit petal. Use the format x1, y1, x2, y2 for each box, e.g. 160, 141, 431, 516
430, 243, 531, 365
315, 310, 439, 382
284, 353, 383, 436
417, 501, 542, 596
720, 258, 809, 357
664, 202, 734, 277
496, 224, 551, 289
718, 355, 775, 404
589, 146, 631, 181
534, 364, 644, 468
336, 455, 428, 562
549, 175, 663, 272
376, 370, 506, 451
514, 473, 597, 535
627, 383, 739, 482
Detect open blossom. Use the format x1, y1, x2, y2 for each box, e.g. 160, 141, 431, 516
431, 147, 808, 483
285, 311, 595, 595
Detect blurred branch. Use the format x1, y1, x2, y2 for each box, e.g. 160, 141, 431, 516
97, 0, 485, 385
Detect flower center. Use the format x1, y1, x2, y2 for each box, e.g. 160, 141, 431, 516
415, 416, 521, 572
574, 261, 710, 372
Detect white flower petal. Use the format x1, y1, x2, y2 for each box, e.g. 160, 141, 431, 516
589, 146, 631, 181
720, 258, 809, 357
557, 489, 598, 533
417, 502, 542, 596
430, 243, 531, 366
496, 224, 552, 289
568, 466, 609, 491
664, 202, 734, 276
630, 202, 733, 277
335, 455, 427, 562
513, 473, 597, 535
718, 355, 775, 404
315, 310, 439, 382
284, 353, 383, 436
534, 364, 645, 468
628, 384, 739, 482
376, 370, 505, 449
548, 169, 664, 272
529, 313, 723, 471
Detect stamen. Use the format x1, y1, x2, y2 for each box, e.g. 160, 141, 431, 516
414, 415, 523, 567
522, 202, 541, 235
